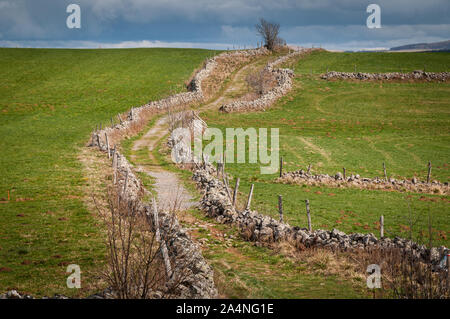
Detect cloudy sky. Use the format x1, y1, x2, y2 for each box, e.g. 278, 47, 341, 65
0, 0, 449, 50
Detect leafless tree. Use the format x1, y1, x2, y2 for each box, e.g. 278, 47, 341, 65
256, 18, 282, 51
245, 69, 276, 95
93, 186, 194, 299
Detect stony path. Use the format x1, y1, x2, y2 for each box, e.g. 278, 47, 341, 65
132, 116, 196, 211
131, 58, 266, 211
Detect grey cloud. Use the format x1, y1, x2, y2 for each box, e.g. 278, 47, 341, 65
0, 0, 448, 50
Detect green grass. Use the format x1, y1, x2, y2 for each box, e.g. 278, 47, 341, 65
0, 47, 215, 296
202, 50, 450, 246
293, 50, 450, 73
183, 209, 368, 298
120, 54, 369, 298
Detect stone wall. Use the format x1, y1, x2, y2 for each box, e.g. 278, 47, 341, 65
190, 160, 448, 268
219, 49, 311, 113
279, 169, 449, 195
87, 143, 218, 298
167, 111, 448, 269
321, 70, 450, 82
84, 49, 271, 299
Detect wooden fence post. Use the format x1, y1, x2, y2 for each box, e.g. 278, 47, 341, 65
202, 153, 207, 169
383, 162, 388, 181
427, 161, 432, 183
216, 159, 221, 178
105, 133, 110, 159
305, 199, 312, 232
222, 176, 233, 203
343, 167, 346, 181
246, 184, 254, 211
110, 117, 114, 127
112, 144, 117, 161
152, 198, 172, 278
113, 153, 117, 185
279, 156, 283, 178
307, 164, 311, 174
111, 147, 116, 167
232, 178, 240, 207
380, 215, 384, 238
122, 170, 128, 196
278, 195, 283, 222
222, 153, 225, 177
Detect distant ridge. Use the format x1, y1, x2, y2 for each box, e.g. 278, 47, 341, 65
390, 40, 450, 52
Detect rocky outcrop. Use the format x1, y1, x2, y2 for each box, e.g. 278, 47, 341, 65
278, 169, 449, 195
321, 70, 450, 82
219, 49, 311, 113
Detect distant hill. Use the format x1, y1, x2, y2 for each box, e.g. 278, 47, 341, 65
390, 40, 450, 52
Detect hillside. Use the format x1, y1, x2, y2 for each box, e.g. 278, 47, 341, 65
203, 50, 450, 247
0, 48, 214, 297
1, 48, 449, 298
391, 40, 450, 52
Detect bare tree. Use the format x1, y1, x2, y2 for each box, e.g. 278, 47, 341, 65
245, 69, 276, 96
256, 18, 282, 51
94, 185, 195, 299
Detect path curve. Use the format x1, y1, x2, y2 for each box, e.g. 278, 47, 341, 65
131, 56, 270, 210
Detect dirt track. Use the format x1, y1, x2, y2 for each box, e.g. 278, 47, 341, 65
130, 58, 267, 211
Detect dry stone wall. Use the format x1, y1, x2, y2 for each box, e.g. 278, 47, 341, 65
88, 145, 218, 298
85, 48, 271, 299
321, 70, 450, 82
190, 161, 448, 269
219, 49, 312, 113
279, 169, 449, 195
167, 111, 448, 269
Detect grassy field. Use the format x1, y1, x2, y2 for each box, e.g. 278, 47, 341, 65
182, 208, 368, 298
2, 47, 449, 298
202, 50, 450, 247
0, 47, 214, 296
142, 127, 370, 298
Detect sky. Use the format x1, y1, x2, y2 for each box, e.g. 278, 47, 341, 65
0, 0, 449, 51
